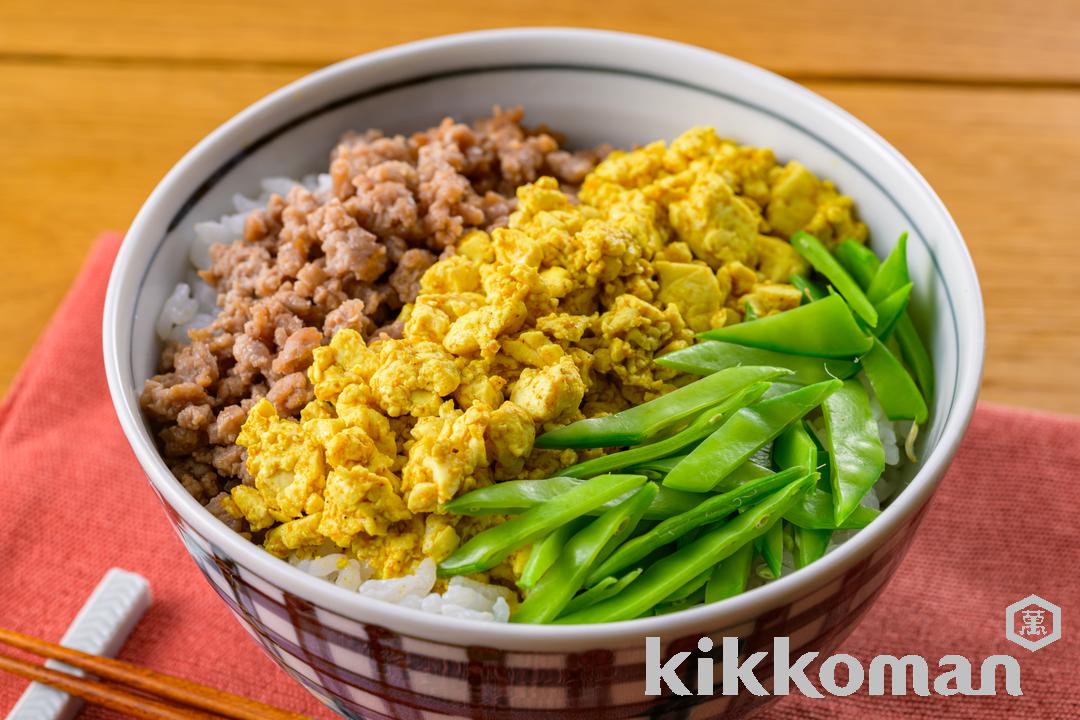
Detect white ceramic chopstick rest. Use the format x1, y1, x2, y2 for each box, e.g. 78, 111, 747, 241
6, 568, 151, 720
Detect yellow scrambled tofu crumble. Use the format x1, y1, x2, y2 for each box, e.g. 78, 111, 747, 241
226, 127, 868, 581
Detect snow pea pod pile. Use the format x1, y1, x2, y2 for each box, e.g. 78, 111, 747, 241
438, 231, 932, 623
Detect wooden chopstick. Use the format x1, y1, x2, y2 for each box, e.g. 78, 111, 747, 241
0, 627, 310, 720
0, 651, 217, 719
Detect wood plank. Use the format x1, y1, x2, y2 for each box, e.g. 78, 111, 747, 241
808, 81, 1080, 414
0, 62, 1077, 413
0, 63, 299, 392
2, 0, 1080, 83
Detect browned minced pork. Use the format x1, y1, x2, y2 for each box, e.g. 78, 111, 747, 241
206, 492, 247, 535
140, 107, 606, 513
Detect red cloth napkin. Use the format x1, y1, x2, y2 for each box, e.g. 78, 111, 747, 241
1, 234, 1076, 719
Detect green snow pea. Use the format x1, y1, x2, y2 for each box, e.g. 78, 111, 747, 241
656, 340, 859, 385
535, 365, 790, 449
676, 525, 704, 550
595, 482, 659, 569
438, 474, 646, 577
588, 466, 806, 584
867, 232, 910, 304
626, 454, 689, 477
757, 521, 785, 579
664, 380, 841, 492
512, 483, 658, 623
894, 316, 935, 401
794, 526, 832, 569
442, 476, 586, 515
563, 576, 615, 610
705, 542, 755, 603
784, 488, 879, 529
834, 239, 878, 287
699, 294, 873, 358
559, 381, 771, 479
654, 588, 708, 616
743, 300, 758, 321
861, 234, 911, 340
443, 476, 702, 520
807, 424, 832, 491
791, 273, 828, 303
556, 476, 813, 624
559, 568, 643, 618
773, 417, 856, 532
627, 486, 711, 520
873, 283, 912, 341
630, 455, 774, 488
823, 379, 886, 524
627, 467, 665, 482
861, 337, 929, 424
772, 424, 835, 566
773, 421, 820, 474
663, 567, 712, 603
835, 239, 934, 401
723, 460, 774, 486
791, 231, 878, 326
518, 519, 585, 591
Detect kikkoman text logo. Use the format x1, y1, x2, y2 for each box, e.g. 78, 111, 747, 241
644, 637, 1022, 697
645, 594, 1062, 698
645, 595, 1063, 698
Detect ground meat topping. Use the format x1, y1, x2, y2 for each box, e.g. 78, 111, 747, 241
206, 492, 247, 534
207, 405, 246, 445
388, 249, 437, 305
322, 298, 371, 338
314, 202, 388, 281
266, 371, 314, 416
176, 404, 213, 431
270, 326, 322, 378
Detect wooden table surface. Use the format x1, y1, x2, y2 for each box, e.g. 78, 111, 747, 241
2, 1, 1078, 414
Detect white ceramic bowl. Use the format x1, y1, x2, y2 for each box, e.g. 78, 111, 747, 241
103, 28, 984, 718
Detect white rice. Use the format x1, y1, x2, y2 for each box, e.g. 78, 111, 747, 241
864, 375, 902, 467
289, 555, 513, 623
154, 283, 215, 346
155, 174, 332, 344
